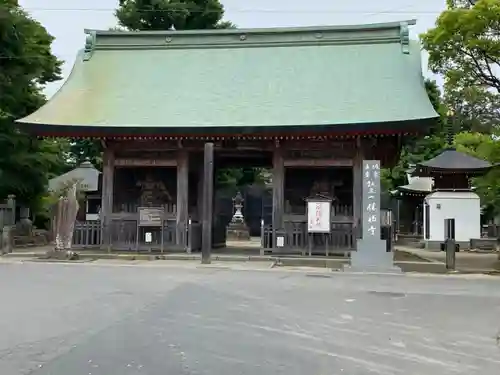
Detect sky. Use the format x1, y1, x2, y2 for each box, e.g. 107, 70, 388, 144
19, 0, 447, 97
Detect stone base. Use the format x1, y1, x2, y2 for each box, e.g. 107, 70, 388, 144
44, 250, 80, 260
226, 224, 250, 241
346, 239, 401, 273
342, 264, 402, 274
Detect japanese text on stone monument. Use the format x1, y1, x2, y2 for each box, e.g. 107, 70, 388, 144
362, 160, 381, 238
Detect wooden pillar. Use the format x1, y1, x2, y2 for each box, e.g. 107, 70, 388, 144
176, 149, 189, 248
201, 143, 214, 264
101, 147, 115, 248
196, 163, 204, 221
272, 143, 285, 232
352, 137, 365, 238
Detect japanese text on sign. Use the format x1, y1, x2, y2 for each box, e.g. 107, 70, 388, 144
362, 161, 381, 237
307, 200, 331, 233
139, 207, 164, 227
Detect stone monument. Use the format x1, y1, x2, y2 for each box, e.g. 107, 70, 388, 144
50, 183, 80, 258
16, 207, 33, 237
346, 160, 400, 273
226, 191, 251, 241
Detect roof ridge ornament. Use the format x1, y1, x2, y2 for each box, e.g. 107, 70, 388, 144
84, 30, 97, 61
399, 21, 410, 54
86, 21, 418, 51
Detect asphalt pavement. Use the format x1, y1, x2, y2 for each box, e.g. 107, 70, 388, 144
1, 260, 499, 374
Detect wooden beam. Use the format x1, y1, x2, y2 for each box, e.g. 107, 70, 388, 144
100, 147, 115, 249
176, 150, 189, 249
283, 158, 353, 167
114, 158, 177, 167
201, 143, 214, 264
352, 137, 367, 238
196, 164, 204, 221
272, 143, 285, 233
107, 140, 178, 151
175, 149, 189, 247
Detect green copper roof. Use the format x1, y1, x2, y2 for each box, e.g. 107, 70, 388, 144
17, 21, 438, 136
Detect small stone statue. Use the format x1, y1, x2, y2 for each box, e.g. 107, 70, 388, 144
226, 191, 250, 241
231, 191, 245, 224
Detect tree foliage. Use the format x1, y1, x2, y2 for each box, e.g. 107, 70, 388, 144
68, 139, 103, 170
421, 0, 500, 135
453, 131, 500, 216
216, 167, 268, 190
413, 0, 500, 218
447, 0, 479, 9
383, 75, 500, 217
0, 0, 65, 206
445, 85, 499, 133
116, 0, 235, 31
382, 77, 500, 217
422, 0, 500, 93
382, 80, 447, 189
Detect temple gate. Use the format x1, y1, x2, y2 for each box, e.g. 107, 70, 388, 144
16, 22, 438, 257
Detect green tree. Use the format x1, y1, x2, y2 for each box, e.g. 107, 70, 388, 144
216, 167, 267, 190
382, 80, 447, 190
116, 0, 235, 30
0, 0, 66, 207
69, 139, 103, 170
421, 0, 500, 132
453, 131, 500, 217
423, 0, 500, 93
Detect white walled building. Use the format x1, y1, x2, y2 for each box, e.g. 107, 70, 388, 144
414, 148, 493, 250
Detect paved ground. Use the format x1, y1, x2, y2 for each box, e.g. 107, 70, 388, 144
397, 246, 500, 271
1, 260, 500, 375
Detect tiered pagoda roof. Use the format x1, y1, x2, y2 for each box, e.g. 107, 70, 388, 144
396, 177, 433, 197
415, 148, 494, 177
414, 147, 495, 191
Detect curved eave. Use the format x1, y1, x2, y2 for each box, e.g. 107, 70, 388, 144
16, 21, 438, 137
17, 118, 437, 138
415, 148, 494, 176
397, 187, 430, 196
394, 191, 428, 198
393, 185, 431, 198
415, 165, 494, 177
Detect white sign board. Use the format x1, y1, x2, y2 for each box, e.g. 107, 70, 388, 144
307, 201, 331, 233
145, 232, 152, 243
276, 236, 284, 248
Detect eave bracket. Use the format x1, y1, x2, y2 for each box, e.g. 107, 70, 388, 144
399, 22, 410, 54
83, 30, 96, 61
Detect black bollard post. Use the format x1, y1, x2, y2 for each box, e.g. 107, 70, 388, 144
444, 218, 456, 271
386, 225, 393, 252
